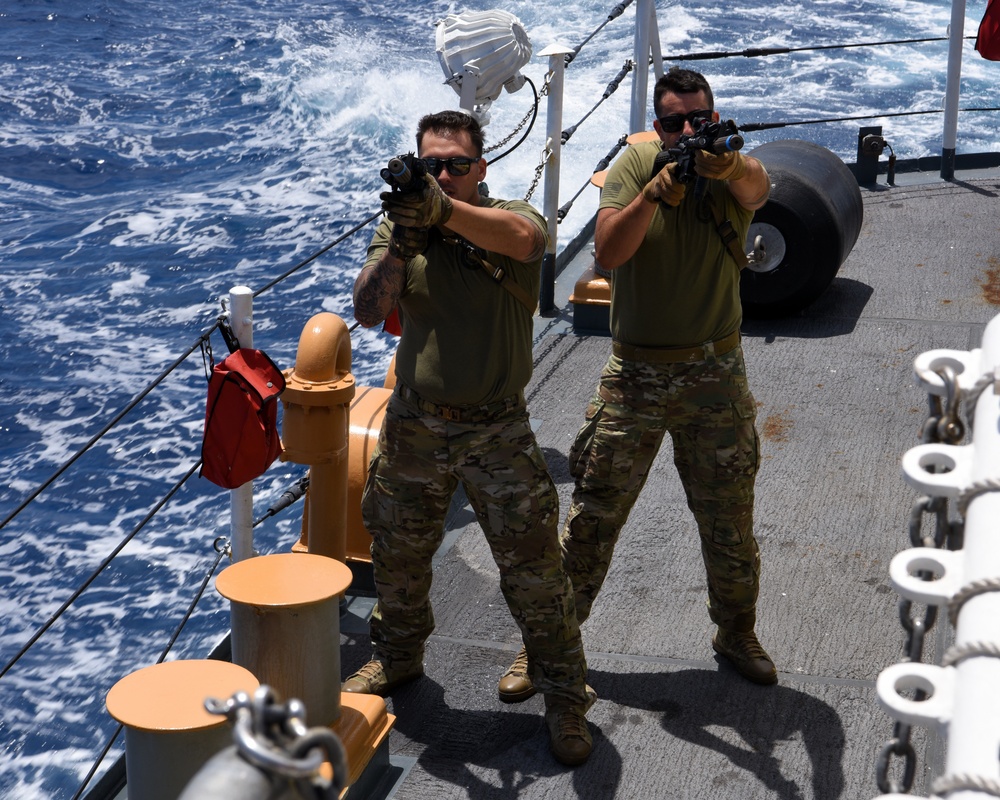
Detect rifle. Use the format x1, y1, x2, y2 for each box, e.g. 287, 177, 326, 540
652, 118, 744, 187
380, 153, 427, 194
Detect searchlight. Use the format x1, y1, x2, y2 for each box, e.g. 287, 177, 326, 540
435, 10, 532, 125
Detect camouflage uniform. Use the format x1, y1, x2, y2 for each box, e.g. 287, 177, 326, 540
359, 200, 589, 714
563, 345, 761, 632
362, 391, 588, 710
563, 137, 764, 634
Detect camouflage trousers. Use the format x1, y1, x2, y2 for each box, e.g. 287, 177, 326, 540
361, 388, 589, 711
563, 343, 762, 632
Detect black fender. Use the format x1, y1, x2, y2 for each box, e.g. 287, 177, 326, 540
740, 139, 864, 318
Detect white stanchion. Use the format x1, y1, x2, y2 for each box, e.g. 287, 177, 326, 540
228, 286, 255, 562
879, 312, 1000, 799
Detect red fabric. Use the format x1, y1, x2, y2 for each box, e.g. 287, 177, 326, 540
201, 348, 285, 489
383, 306, 402, 336
976, 0, 1000, 60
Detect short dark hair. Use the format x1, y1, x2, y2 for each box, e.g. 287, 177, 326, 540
416, 110, 485, 157
653, 67, 714, 117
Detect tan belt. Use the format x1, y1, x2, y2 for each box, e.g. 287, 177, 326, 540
395, 383, 524, 423
612, 330, 741, 364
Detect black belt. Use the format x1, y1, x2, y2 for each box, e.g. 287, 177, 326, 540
612, 330, 740, 364
395, 383, 524, 423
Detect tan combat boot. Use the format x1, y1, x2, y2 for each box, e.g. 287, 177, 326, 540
498, 646, 536, 703
545, 686, 597, 766
342, 659, 423, 696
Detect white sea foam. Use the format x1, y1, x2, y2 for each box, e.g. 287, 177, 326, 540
2, 0, 999, 794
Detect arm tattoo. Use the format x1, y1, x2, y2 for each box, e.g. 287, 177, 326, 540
354, 253, 405, 328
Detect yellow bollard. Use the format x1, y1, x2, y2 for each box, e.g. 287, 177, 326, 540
280, 312, 356, 561
105, 660, 259, 800
216, 552, 351, 726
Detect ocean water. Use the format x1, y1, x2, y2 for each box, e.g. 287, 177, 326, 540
0, 0, 997, 795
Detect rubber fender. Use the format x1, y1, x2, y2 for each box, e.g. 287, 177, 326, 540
740, 139, 863, 318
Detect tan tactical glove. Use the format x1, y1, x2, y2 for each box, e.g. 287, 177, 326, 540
380, 174, 454, 228
386, 224, 428, 261
694, 150, 747, 181
642, 163, 686, 207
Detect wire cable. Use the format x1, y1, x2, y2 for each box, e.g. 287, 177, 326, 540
253, 212, 382, 298
0, 324, 218, 534
0, 461, 201, 681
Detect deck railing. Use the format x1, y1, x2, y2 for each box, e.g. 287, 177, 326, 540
874, 312, 1000, 799
534, 0, 983, 309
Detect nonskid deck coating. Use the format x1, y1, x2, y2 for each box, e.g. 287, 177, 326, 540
338, 175, 1000, 800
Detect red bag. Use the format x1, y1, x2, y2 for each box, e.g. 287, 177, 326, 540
383, 306, 402, 336
976, 0, 1000, 60
201, 348, 285, 489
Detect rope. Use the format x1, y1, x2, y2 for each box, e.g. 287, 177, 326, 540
662, 34, 977, 63
964, 370, 998, 407
253, 211, 382, 297
948, 576, 1000, 627
253, 475, 310, 527
957, 476, 1000, 518
562, 61, 633, 145
556, 135, 630, 223
740, 106, 1000, 133
941, 640, 1000, 667
70, 724, 123, 800
932, 772, 1000, 797
566, 0, 635, 65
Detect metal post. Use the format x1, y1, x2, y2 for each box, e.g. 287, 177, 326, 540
538, 44, 573, 315
941, 0, 967, 180
228, 286, 254, 562
630, 0, 654, 135
647, 0, 664, 83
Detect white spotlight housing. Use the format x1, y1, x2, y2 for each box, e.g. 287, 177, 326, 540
435, 10, 532, 125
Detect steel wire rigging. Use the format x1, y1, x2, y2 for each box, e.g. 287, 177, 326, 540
5, 7, 1000, 793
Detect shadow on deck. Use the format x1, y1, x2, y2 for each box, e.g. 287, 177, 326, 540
339, 175, 1000, 800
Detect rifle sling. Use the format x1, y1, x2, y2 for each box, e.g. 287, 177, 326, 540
649, 151, 749, 270
441, 234, 538, 314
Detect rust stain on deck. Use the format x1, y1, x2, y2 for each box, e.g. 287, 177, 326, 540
980, 256, 1000, 305
761, 409, 793, 443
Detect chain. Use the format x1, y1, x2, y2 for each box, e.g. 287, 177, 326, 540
524, 149, 551, 202
204, 685, 348, 799
200, 333, 215, 382
522, 73, 553, 202
876, 367, 967, 795
485, 76, 548, 156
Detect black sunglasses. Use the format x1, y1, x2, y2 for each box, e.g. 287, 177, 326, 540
422, 156, 476, 177
657, 109, 713, 133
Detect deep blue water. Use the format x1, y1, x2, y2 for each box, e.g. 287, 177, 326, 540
1, 0, 997, 796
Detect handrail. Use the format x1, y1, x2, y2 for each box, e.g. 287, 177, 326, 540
531, 0, 996, 304
872, 315, 1000, 799
6, 5, 1000, 795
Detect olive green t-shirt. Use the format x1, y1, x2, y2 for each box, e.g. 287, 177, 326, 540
599, 140, 754, 347
364, 197, 547, 406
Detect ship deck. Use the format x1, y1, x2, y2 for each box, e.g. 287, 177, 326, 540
338, 169, 1000, 800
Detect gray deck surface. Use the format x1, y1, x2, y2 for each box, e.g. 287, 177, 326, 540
339, 173, 1000, 800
